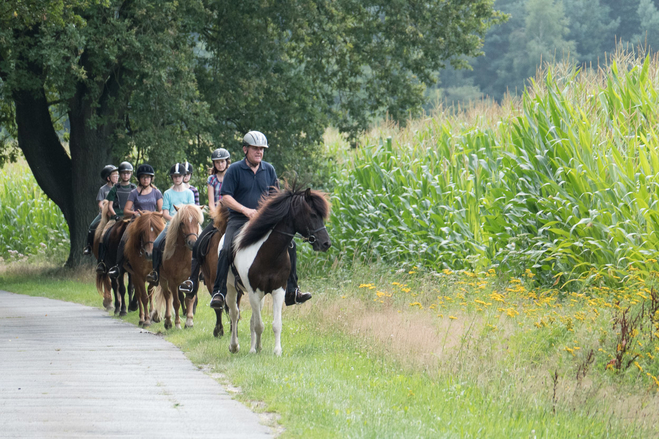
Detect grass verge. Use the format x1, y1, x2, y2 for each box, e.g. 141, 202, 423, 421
1, 262, 657, 438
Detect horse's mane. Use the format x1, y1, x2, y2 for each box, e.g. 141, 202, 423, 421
125, 212, 165, 259
211, 204, 230, 236
94, 200, 112, 244
164, 204, 204, 261
236, 187, 330, 251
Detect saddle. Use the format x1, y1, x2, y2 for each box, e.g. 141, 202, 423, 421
198, 227, 219, 259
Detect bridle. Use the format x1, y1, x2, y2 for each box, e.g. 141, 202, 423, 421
139, 239, 155, 257
274, 225, 326, 245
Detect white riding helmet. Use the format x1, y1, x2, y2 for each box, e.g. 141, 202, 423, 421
243, 130, 268, 148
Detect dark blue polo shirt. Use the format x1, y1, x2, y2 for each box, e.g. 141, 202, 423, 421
221, 159, 278, 219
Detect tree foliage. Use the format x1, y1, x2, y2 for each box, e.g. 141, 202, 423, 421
0, 0, 503, 265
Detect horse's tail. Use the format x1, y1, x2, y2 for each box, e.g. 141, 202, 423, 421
95, 273, 105, 296
149, 285, 167, 323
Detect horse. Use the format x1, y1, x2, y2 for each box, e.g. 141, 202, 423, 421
123, 211, 166, 327
94, 201, 116, 311
95, 214, 135, 316
151, 204, 204, 330
227, 187, 331, 356
199, 204, 242, 337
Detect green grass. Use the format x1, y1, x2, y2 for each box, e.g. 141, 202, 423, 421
1, 264, 656, 438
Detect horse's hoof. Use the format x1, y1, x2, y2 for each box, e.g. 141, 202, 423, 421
128, 303, 138, 312
164, 321, 172, 330
274, 348, 282, 357
229, 344, 240, 354
213, 326, 224, 338
114, 308, 120, 316
138, 320, 144, 327
249, 348, 257, 354
175, 323, 181, 330
119, 310, 127, 317
105, 304, 115, 312
142, 320, 151, 328
185, 318, 194, 329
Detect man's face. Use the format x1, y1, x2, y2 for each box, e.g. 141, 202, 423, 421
120, 171, 132, 183
244, 145, 265, 165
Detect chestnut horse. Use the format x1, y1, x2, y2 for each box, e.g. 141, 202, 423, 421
199, 204, 242, 337
151, 204, 204, 330
227, 188, 331, 356
123, 211, 166, 327
96, 219, 134, 315
94, 201, 114, 311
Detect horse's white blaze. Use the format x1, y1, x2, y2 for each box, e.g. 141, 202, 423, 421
233, 230, 271, 292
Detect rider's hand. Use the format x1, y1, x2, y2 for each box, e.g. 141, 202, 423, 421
242, 207, 257, 219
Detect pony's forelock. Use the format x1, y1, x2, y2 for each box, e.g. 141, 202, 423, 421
164, 204, 204, 260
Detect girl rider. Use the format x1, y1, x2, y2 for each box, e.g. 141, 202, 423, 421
178, 148, 230, 296
182, 162, 200, 206
107, 164, 163, 279
83, 164, 118, 256
146, 163, 195, 285
96, 161, 136, 274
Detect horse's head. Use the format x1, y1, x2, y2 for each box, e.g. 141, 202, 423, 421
293, 188, 331, 252
130, 212, 164, 259
174, 204, 204, 250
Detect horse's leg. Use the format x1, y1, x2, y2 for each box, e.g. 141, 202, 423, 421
163, 283, 173, 330
103, 276, 113, 312
111, 278, 120, 315
272, 288, 285, 356
173, 285, 182, 330
142, 284, 154, 328
227, 286, 240, 353
184, 293, 195, 329
213, 309, 223, 338
249, 292, 265, 354
118, 273, 127, 317
127, 274, 135, 310
135, 282, 145, 326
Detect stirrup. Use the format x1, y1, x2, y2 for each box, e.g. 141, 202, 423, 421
179, 279, 194, 295
83, 246, 92, 256
108, 266, 120, 280
146, 271, 159, 284
285, 288, 312, 306
96, 262, 107, 274
209, 292, 225, 310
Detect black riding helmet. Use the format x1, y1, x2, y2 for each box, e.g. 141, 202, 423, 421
136, 164, 155, 178
118, 161, 134, 173
100, 165, 118, 181
211, 148, 230, 161
182, 161, 193, 175
169, 163, 184, 176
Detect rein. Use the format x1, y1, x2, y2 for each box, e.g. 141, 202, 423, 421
273, 225, 326, 244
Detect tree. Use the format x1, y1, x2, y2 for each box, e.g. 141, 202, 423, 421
563, 0, 619, 64
634, 0, 659, 51
0, 0, 504, 267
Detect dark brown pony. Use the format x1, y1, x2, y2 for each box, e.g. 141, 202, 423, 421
96, 218, 134, 315
151, 204, 204, 329
199, 204, 242, 337
94, 201, 115, 311
227, 187, 331, 356
123, 211, 166, 327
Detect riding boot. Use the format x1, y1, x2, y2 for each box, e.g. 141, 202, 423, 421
179, 257, 200, 296
284, 241, 312, 306
210, 249, 230, 309
96, 242, 108, 274
148, 245, 161, 286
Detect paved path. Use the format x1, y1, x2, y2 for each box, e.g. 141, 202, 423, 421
0, 291, 273, 439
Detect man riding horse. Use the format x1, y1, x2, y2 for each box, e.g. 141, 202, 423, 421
205, 130, 311, 310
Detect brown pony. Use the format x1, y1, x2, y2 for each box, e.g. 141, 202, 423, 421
199, 204, 242, 337
123, 211, 166, 327
151, 204, 204, 329
94, 201, 115, 311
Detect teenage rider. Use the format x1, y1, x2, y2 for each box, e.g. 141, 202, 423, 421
178, 148, 231, 296
108, 164, 163, 279
208, 131, 311, 310
96, 161, 136, 274
83, 164, 118, 256
146, 163, 195, 285
182, 162, 200, 206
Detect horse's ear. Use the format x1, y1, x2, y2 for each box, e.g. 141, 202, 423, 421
174, 205, 180, 212
136, 209, 143, 217
305, 188, 312, 201
200, 205, 207, 211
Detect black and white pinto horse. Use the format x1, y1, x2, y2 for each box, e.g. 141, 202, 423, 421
224, 187, 331, 356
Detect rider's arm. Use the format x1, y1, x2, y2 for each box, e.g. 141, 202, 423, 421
106, 186, 117, 217
221, 195, 257, 219
124, 200, 135, 217
207, 184, 216, 211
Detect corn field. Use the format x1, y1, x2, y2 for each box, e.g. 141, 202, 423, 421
0, 162, 69, 261
329, 54, 659, 287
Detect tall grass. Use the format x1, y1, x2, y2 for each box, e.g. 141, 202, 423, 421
325, 52, 659, 287
0, 161, 69, 261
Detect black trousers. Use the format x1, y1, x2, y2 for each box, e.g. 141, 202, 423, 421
87, 213, 102, 249
211, 216, 299, 296
151, 224, 168, 276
